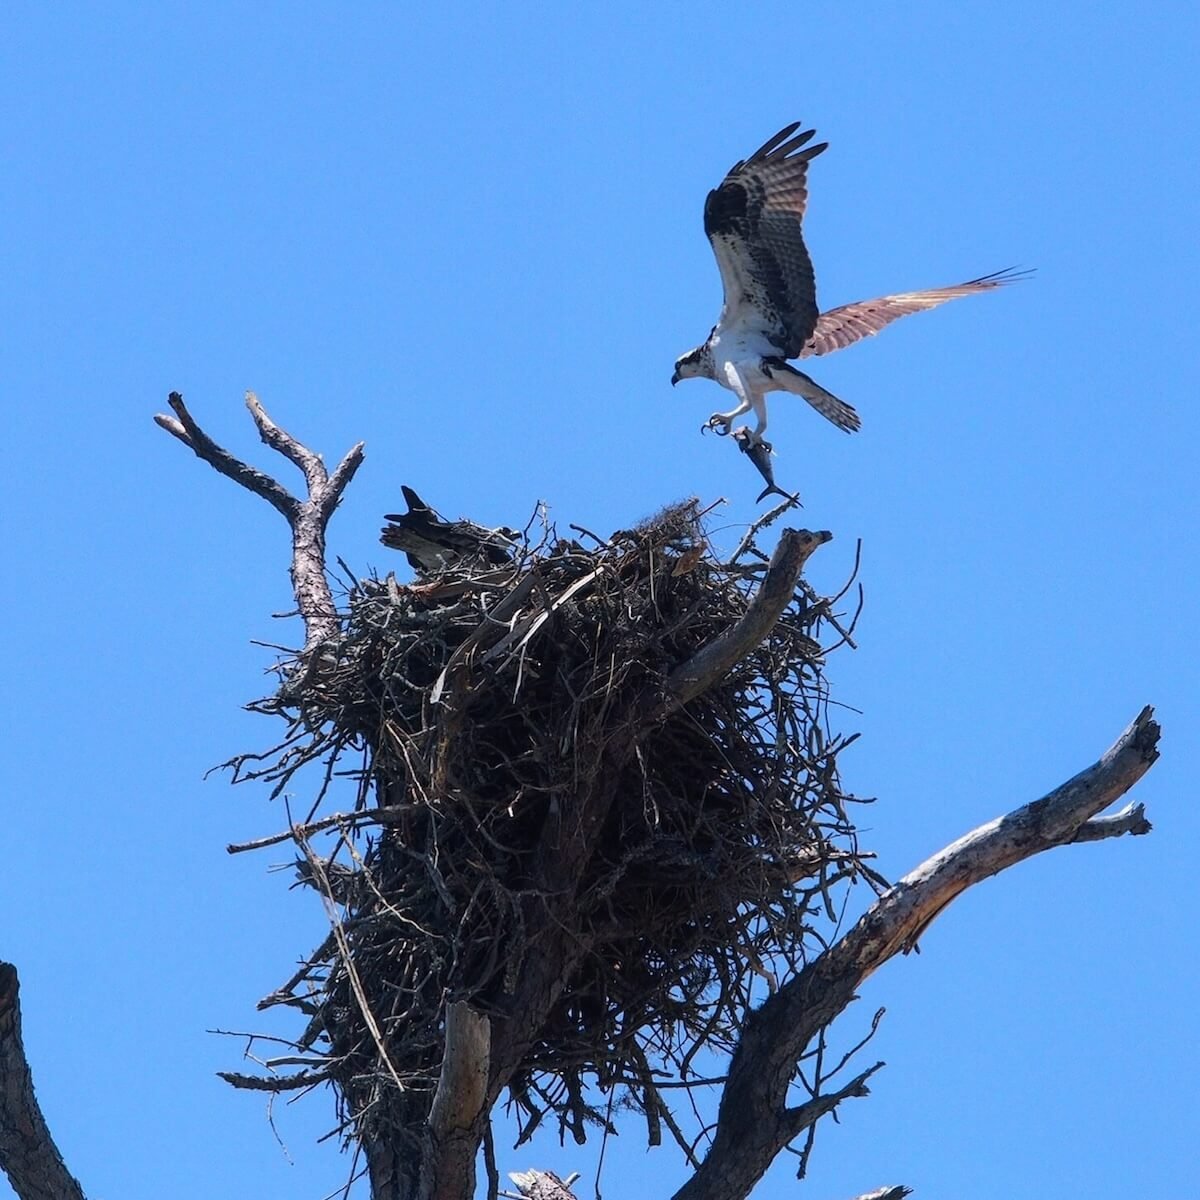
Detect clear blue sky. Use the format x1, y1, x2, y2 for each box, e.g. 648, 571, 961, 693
2, 4, 1196, 1198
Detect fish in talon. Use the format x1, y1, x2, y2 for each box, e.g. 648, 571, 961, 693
733, 428, 801, 505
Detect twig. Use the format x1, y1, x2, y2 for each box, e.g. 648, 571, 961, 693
226, 804, 414, 854
217, 1068, 331, 1092
295, 840, 409, 1096
483, 1123, 500, 1200
781, 1061, 884, 1141
726, 497, 804, 565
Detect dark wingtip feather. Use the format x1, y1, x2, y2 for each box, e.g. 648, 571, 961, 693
400, 484, 426, 511
728, 122, 827, 176
771, 131, 824, 161
966, 266, 1037, 287
749, 121, 804, 160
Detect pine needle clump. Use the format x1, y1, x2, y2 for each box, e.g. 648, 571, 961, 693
224, 500, 873, 1155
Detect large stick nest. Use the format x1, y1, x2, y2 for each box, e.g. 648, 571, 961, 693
226, 500, 874, 1154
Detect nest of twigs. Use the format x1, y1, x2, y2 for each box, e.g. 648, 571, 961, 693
224, 500, 874, 1156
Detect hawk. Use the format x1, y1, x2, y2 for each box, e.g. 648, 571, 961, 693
672, 121, 1026, 443
381, 486, 518, 574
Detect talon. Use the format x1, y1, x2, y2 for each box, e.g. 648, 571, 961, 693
704, 415, 732, 436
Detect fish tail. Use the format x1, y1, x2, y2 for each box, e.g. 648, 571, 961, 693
757, 484, 803, 506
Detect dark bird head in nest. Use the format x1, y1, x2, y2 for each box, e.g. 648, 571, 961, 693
380, 485, 519, 575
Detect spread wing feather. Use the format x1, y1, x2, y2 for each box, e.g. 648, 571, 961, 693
799, 268, 1031, 358
704, 122, 828, 359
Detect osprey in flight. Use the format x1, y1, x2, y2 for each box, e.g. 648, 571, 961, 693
381, 486, 518, 574
672, 121, 1026, 443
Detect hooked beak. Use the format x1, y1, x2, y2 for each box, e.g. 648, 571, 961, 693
670, 370, 680, 386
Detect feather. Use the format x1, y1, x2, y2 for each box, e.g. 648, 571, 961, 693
704, 123, 828, 358
801, 268, 1032, 358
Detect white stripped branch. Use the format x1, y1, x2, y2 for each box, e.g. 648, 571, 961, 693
154, 391, 364, 657
671, 706, 1160, 1200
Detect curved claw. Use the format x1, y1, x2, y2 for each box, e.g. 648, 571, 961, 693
703, 415, 733, 437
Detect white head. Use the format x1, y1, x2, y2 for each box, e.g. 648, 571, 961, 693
671, 345, 712, 386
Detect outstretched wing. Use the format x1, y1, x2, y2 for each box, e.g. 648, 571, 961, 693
704, 122, 828, 359
799, 268, 1031, 358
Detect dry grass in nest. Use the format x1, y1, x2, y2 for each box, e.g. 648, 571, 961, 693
220, 499, 877, 1156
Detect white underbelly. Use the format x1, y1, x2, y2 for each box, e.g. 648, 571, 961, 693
709, 329, 780, 393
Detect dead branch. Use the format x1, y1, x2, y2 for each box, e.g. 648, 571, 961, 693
781, 1060, 882, 1142
426, 1004, 492, 1200
226, 804, 415, 855
1070, 800, 1152, 842
157, 393, 1161, 1200
671, 706, 1159, 1200
658, 528, 831, 716
154, 391, 364, 657
0, 963, 87, 1200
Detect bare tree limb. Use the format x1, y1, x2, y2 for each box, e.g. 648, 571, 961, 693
155, 391, 364, 657
154, 391, 299, 521
1071, 800, 1151, 842
657, 528, 831, 717
0, 963, 87, 1200
425, 1003, 492, 1200
780, 1061, 883, 1142
673, 706, 1160, 1200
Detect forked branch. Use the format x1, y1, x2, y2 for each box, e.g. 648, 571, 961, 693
154, 391, 364, 657
672, 706, 1160, 1200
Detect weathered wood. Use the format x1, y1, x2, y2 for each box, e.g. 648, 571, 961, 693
671, 706, 1159, 1200
658, 527, 831, 715
0, 964, 87, 1200
153, 400, 1163, 1200
425, 1004, 492, 1200
155, 391, 363, 657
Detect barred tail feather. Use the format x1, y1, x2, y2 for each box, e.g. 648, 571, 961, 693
767, 360, 861, 433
